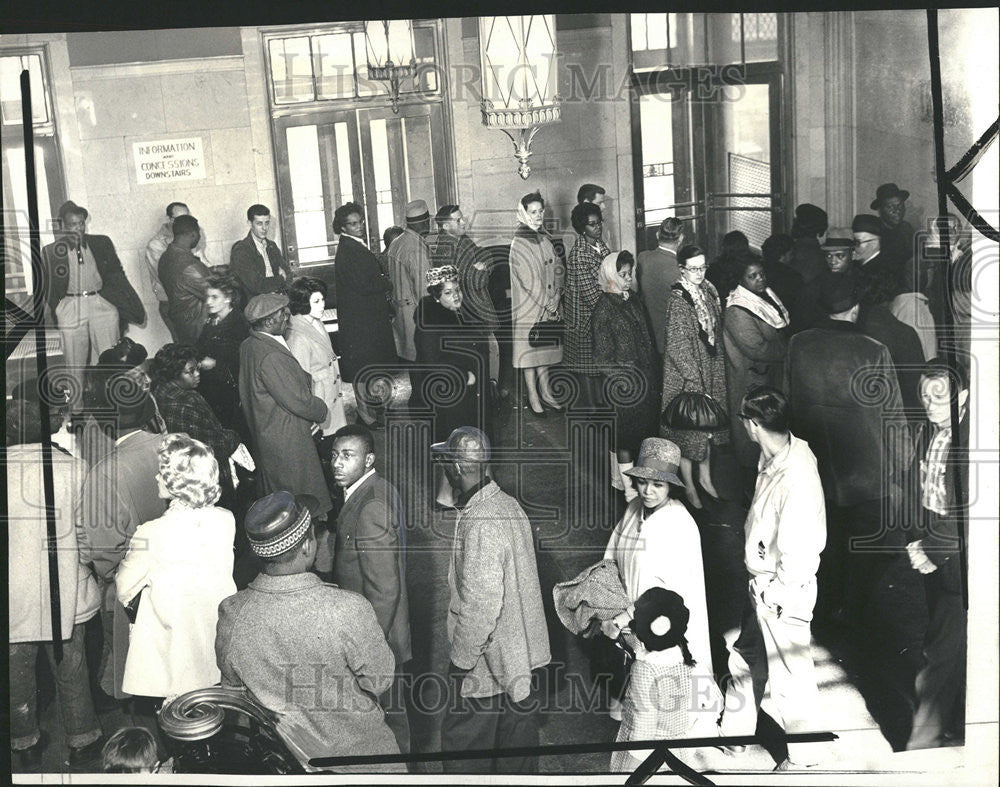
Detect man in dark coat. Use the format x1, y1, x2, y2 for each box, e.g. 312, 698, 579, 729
158, 214, 210, 344
43, 200, 145, 402
859, 271, 927, 419
332, 202, 397, 426
870, 183, 917, 291
904, 359, 969, 750
788, 203, 829, 284
330, 424, 412, 756
854, 213, 901, 300
760, 233, 803, 327
239, 293, 332, 520
793, 231, 857, 332
636, 217, 684, 356
229, 204, 292, 298
786, 276, 912, 623
216, 491, 404, 773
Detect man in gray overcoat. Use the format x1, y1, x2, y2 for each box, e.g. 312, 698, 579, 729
433, 426, 551, 774
239, 293, 332, 520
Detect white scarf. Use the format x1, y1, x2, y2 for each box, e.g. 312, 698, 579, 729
726, 285, 789, 330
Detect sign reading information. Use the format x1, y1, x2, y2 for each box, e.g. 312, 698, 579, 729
133, 138, 206, 184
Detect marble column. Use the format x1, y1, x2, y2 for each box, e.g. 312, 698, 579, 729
823, 11, 856, 229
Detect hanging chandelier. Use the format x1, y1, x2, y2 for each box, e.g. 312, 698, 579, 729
364, 20, 416, 114
479, 15, 561, 179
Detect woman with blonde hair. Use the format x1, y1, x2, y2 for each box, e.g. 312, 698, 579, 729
116, 433, 236, 701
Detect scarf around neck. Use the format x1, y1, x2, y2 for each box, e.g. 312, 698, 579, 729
676, 277, 717, 348
726, 285, 789, 329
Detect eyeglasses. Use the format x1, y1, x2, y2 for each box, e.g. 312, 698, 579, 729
684, 265, 707, 272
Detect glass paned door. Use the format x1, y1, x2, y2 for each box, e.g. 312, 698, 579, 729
274, 110, 363, 266
633, 70, 783, 255
274, 102, 452, 265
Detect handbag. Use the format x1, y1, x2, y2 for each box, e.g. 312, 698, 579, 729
527, 318, 564, 348
661, 391, 728, 431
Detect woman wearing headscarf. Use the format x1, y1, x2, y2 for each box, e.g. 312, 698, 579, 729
591, 251, 659, 501
722, 256, 790, 494
564, 201, 611, 407
413, 265, 488, 442
509, 192, 566, 416
660, 245, 729, 509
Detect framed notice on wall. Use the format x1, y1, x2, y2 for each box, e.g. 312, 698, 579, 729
133, 137, 206, 184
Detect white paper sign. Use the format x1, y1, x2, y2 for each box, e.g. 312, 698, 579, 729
133, 137, 206, 184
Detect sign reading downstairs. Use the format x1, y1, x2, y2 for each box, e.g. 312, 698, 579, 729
133, 137, 206, 184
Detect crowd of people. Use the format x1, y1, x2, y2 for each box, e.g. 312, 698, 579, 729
8, 179, 973, 774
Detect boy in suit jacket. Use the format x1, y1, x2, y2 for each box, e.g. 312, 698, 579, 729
330, 424, 411, 755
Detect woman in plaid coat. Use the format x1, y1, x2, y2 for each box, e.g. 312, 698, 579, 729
563, 202, 611, 405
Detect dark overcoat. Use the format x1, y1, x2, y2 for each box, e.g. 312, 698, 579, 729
158, 244, 210, 344
239, 331, 332, 517
786, 320, 912, 507
333, 235, 397, 382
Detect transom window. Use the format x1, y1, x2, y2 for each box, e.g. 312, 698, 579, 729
264, 22, 440, 107
630, 13, 778, 70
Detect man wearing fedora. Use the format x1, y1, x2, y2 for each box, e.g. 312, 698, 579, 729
388, 199, 433, 363
42, 200, 145, 403
854, 213, 901, 298
870, 183, 917, 290
215, 491, 404, 773
239, 293, 332, 523
785, 277, 911, 625
788, 203, 829, 284
719, 385, 826, 770
792, 229, 857, 332
433, 426, 551, 773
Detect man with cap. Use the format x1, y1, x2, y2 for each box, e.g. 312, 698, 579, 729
145, 201, 213, 338
215, 491, 404, 773
434, 426, 551, 773
387, 199, 433, 362
229, 204, 293, 298
718, 385, 827, 769
42, 200, 145, 404
636, 217, 684, 356
788, 203, 829, 283
76, 388, 167, 703
853, 212, 901, 299
329, 423, 412, 755
870, 183, 917, 289
158, 214, 211, 344
792, 228, 857, 332
785, 276, 911, 626
239, 293, 332, 522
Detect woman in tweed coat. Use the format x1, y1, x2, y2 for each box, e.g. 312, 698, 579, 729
660, 245, 729, 509
563, 202, 611, 406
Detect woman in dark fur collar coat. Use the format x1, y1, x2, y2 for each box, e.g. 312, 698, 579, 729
413, 265, 489, 443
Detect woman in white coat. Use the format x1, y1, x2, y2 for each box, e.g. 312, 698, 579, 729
509, 192, 566, 416
286, 276, 348, 471
601, 437, 714, 714
116, 433, 236, 700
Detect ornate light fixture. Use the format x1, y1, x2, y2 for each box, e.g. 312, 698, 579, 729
364, 20, 416, 114
479, 15, 561, 179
